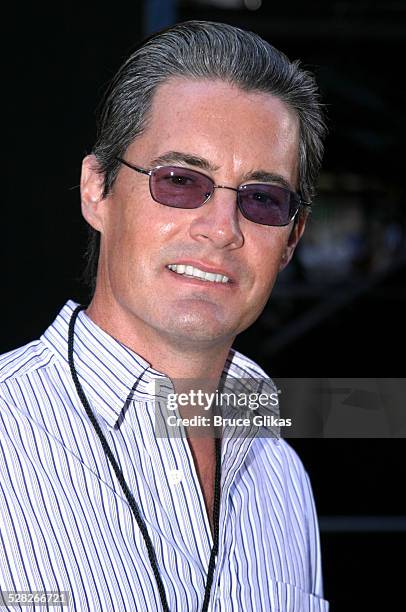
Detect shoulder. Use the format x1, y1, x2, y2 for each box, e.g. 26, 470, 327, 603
0, 340, 57, 420
226, 347, 273, 379
276, 438, 314, 492
254, 435, 311, 485
0, 339, 55, 385
226, 349, 310, 476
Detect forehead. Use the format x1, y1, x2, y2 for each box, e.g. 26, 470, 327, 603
127, 77, 300, 185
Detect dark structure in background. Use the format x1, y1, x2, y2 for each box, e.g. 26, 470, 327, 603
4, 1, 405, 608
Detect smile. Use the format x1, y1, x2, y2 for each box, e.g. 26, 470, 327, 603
167, 264, 229, 284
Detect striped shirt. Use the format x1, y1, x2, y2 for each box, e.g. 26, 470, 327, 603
0, 300, 328, 611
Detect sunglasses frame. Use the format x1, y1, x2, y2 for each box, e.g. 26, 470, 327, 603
115, 156, 310, 227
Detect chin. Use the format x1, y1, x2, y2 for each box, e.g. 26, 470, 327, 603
161, 312, 237, 346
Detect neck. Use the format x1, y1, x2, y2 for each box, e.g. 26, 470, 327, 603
85, 294, 233, 388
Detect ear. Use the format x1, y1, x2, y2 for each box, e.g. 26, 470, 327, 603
80, 154, 107, 232
279, 211, 308, 272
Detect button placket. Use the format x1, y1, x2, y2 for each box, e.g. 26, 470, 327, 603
167, 468, 183, 485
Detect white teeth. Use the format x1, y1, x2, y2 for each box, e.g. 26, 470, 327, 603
193, 268, 206, 280
167, 264, 229, 283
204, 272, 216, 282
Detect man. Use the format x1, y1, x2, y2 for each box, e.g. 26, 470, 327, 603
0, 21, 328, 611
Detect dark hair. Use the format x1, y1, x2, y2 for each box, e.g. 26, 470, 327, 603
83, 20, 327, 294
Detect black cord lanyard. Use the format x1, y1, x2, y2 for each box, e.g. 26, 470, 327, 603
68, 305, 222, 612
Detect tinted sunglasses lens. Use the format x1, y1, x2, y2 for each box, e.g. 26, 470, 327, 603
238, 184, 298, 226
150, 166, 213, 208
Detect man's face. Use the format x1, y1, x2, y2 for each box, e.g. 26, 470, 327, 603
82, 78, 303, 350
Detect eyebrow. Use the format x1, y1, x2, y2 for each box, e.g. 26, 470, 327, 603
148, 150, 294, 191
149, 151, 219, 172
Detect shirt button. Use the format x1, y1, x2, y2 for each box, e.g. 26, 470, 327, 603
168, 469, 183, 485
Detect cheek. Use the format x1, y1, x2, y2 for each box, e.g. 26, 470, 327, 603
105, 203, 180, 281
155, 220, 179, 238
246, 230, 288, 285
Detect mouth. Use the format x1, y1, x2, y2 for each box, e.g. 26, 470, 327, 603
166, 263, 231, 284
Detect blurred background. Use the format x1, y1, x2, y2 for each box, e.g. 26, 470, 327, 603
3, 1, 406, 608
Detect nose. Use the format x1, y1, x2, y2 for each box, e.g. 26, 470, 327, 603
189, 186, 244, 250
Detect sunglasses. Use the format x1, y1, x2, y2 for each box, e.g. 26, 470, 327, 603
116, 157, 309, 227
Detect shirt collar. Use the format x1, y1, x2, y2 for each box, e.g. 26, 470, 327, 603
41, 300, 168, 429
41, 300, 278, 437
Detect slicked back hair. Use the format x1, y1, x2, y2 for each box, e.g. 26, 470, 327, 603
84, 20, 327, 294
